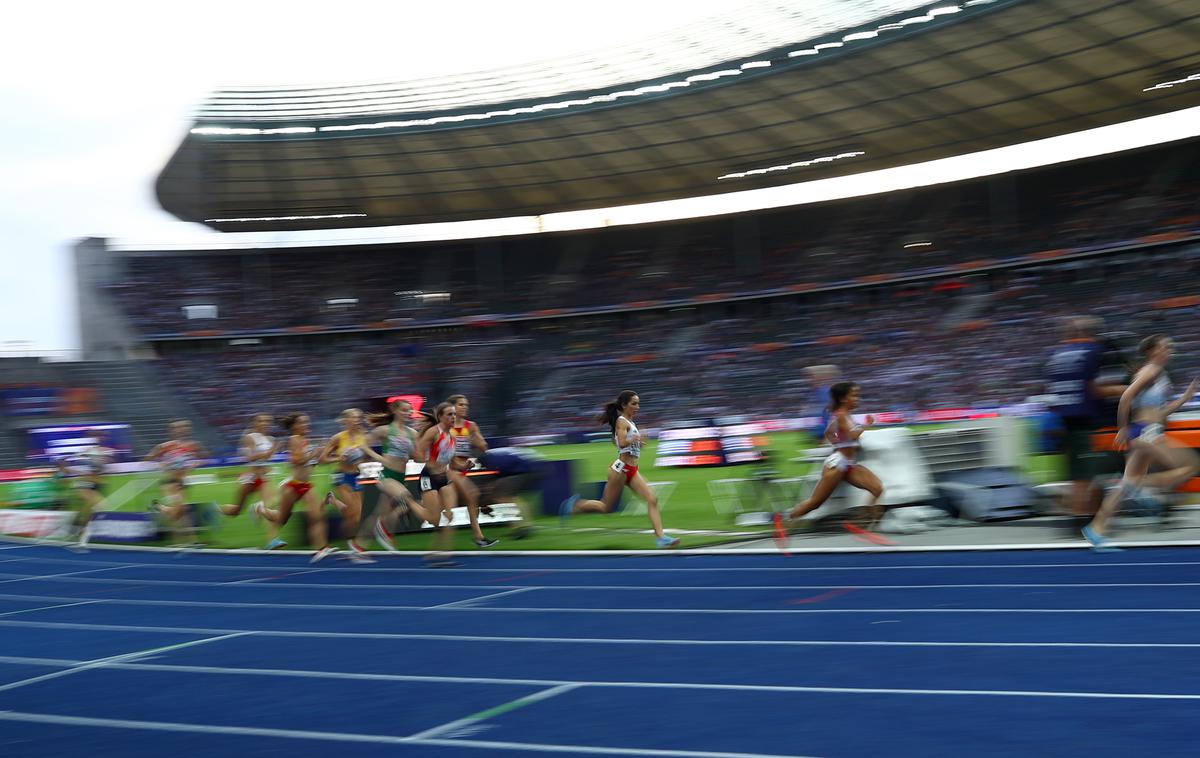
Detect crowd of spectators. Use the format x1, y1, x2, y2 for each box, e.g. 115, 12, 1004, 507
148, 242, 1200, 446
107, 146, 1200, 336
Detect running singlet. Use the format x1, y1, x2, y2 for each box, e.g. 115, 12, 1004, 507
242, 432, 274, 462
450, 422, 475, 457
383, 422, 415, 460
1133, 372, 1172, 411
160, 441, 198, 471
825, 415, 862, 452
64, 452, 103, 478
431, 431, 456, 467
615, 419, 642, 458
330, 431, 367, 465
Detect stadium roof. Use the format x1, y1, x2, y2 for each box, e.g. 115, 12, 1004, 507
158, 0, 1200, 232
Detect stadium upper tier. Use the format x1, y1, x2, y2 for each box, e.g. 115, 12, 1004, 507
193, 2, 933, 122
107, 141, 1200, 342
158, 0, 1200, 231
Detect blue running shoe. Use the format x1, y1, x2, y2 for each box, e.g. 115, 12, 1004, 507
656, 535, 681, 549
1082, 525, 1122, 552
265, 537, 287, 550
559, 495, 579, 524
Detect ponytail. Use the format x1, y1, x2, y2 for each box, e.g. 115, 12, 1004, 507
277, 413, 305, 434
595, 390, 638, 434
367, 411, 393, 427
418, 402, 455, 434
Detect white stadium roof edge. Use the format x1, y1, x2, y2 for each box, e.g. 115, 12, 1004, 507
193, 1, 939, 122
117, 104, 1200, 253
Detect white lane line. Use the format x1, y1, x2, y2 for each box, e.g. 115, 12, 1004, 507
7, 618, 1200, 647
0, 655, 81, 667
0, 601, 105, 618
0, 659, 1195, 702
0, 566, 137, 584
2, 554, 1199, 573
5, 617, 1200, 648
422, 736, 818, 758
429, 588, 536, 609
0, 545, 33, 551
7, 591, 1200, 614
407, 683, 580, 740
0, 632, 251, 694
225, 569, 325, 585
4, 570, 1200, 591
0, 710, 812, 758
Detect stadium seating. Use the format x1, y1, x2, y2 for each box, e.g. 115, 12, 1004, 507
111, 146, 1200, 337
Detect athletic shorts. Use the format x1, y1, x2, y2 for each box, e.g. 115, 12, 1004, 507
283, 480, 313, 498
823, 452, 857, 474
238, 472, 266, 490
611, 459, 639, 483
419, 468, 450, 493
1129, 422, 1165, 445
332, 472, 361, 492
379, 467, 407, 483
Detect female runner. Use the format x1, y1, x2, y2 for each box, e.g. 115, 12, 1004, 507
254, 414, 336, 562
446, 394, 497, 548
1084, 335, 1199, 550
560, 390, 680, 548
777, 382, 888, 543
321, 408, 373, 562
220, 413, 278, 518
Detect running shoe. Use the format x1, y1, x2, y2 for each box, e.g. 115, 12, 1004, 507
1082, 525, 1122, 552
424, 554, 461, 568
474, 537, 499, 548
842, 521, 896, 546
344, 550, 376, 564
559, 494, 579, 524
64, 542, 90, 554
512, 525, 536, 540
265, 537, 288, 550
348, 539, 368, 554
310, 545, 338, 563
374, 520, 397, 551
773, 513, 790, 553
655, 535, 681, 549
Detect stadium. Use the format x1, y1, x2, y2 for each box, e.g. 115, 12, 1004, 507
4, 0, 1200, 754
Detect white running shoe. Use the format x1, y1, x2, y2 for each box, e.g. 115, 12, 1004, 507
310, 546, 338, 563
374, 520, 397, 551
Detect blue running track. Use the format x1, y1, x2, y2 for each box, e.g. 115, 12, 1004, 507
0, 541, 1198, 757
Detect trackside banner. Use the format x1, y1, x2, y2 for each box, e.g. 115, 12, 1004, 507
87, 512, 157, 542
0, 509, 75, 538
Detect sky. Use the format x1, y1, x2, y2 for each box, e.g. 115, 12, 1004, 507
0, 0, 735, 353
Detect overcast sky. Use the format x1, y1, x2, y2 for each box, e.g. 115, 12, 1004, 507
0, 0, 736, 353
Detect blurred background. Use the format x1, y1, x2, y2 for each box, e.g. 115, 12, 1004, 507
3, 0, 1200, 549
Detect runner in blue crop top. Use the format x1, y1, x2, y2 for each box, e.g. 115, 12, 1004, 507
1085, 334, 1199, 549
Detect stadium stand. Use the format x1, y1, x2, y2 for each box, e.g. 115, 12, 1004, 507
122, 238, 1199, 450
157, 0, 1200, 230
104, 142, 1200, 336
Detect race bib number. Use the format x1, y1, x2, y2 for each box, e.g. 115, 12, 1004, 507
610, 460, 628, 474
419, 476, 433, 492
